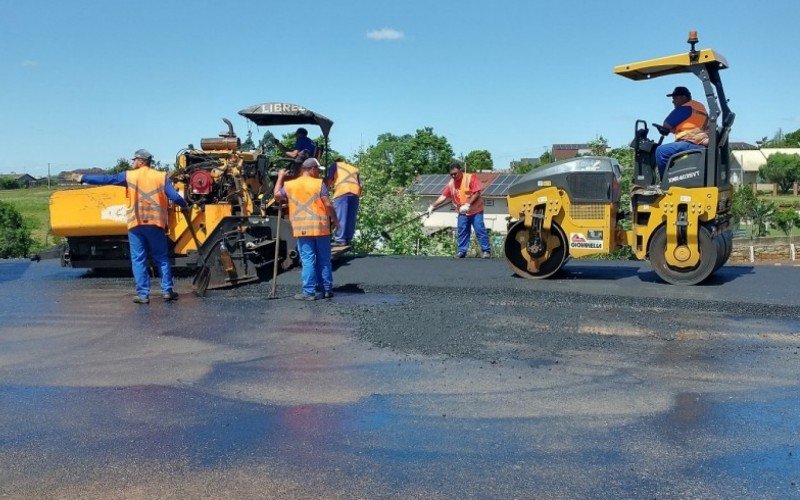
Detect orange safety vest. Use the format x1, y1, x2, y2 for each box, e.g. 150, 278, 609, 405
673, 100, 710, 145
449, 173, 484, 215
284, 176, 331, 237
331, 162, 362, 199
125, 167, 168, 230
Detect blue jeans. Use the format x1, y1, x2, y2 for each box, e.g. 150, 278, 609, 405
333, 194, 359, 244
128, 225, 173, 297
297, 236, 333, 296
457, 212, 491, 256
655, 141, 705, 178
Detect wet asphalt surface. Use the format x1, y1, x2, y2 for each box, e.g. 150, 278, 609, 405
1, 257, 799, 498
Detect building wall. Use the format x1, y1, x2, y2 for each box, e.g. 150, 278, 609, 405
729, 148, 800, 186
416, 196, 510, 233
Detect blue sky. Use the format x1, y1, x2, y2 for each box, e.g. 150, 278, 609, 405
2, 0, 799, 175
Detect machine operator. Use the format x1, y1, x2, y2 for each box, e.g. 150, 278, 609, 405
654, 86, 710, 179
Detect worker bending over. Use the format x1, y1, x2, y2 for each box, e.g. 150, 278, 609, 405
274, 158, 339, 300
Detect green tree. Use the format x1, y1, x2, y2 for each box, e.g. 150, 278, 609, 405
356, 127, 454, 187
772, 208, 800, 237
464, 150, 493, 171
750, 199, 776, 238
107, 158, 132, 174
731, 185, 757, 226
538, 150, 555, 166
239, 130, 256, 151
607, 146, 635, 218
0, 201, 34, 258
759, 152, 800, 193
587, 136, 609, 156
510, 159, 536, 174
783, 128, 800, 147
0, 178, 21, 189
351, 127, 457, 255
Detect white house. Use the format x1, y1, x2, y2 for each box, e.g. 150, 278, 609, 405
406, 173, 519, 234
729, 142, 800, 189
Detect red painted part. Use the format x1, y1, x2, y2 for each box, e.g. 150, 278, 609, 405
190, 170, 213, 195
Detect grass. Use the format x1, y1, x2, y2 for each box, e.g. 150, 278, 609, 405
0, 186, 63, 249
758, 193, 800, 209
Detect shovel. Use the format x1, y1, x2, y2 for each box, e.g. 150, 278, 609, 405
380, 204, 448, 241
268, 203, 283, 299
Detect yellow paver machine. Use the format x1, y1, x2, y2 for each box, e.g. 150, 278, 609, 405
50, 102, 343, 295
504, 32, 734, 285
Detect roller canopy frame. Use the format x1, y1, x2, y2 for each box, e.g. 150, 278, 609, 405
614, 48, 728, 80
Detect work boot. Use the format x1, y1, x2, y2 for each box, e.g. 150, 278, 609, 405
163, 291, 179, 302
294, 293, 317, 301
133, 296, 150, 304
482, 251, 491, 259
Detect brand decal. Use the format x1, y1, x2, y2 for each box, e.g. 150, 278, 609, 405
668, 171, 700, 182
258, 103, 307, 113
101, 204, 127, 223
569, 231, 603, 249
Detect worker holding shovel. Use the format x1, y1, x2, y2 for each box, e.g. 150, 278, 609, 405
427, 161, 491, 259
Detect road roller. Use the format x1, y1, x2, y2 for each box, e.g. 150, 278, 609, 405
504, 33, 734, 285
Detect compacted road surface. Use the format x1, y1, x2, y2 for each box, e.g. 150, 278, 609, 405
1, 258, 798, 498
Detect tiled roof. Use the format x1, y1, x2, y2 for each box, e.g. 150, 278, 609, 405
729, 142, 759, 150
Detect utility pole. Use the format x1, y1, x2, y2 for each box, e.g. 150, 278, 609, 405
47, 162, 51, 189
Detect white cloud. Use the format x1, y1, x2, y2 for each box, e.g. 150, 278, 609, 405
20, 60, 39, 68
366, 28, 405, 41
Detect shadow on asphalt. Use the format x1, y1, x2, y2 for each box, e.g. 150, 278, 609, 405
635, 265, 755, 286
333, 283, 365, 294
556, 263, 641, 281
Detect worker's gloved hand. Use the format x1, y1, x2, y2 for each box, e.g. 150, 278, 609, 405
66, 173, 83, 183
459, 204, 470, 214
426, 205, 434, 217
653, 123, 670, 136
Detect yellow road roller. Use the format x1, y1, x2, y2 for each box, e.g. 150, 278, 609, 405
504, 33, 734, 285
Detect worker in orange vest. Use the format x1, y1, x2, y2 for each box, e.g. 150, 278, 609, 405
654, 86, 710, 179
427, 161, 491, 259
326, 160, 362, 246
273, 158, 339, 300
68, 149, 188, 304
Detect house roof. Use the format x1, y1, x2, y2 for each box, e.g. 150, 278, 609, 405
729, 142, 759, 150
0, 173, 36, 181
407, 172, 521, 198
552, 144, 590, 150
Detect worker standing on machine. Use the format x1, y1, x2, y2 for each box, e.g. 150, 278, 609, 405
655, 86, 710, 179
326, 159, 362, 246
273, 158, 339, 301
427, 161, 491, 259
67, 149, 188, 304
